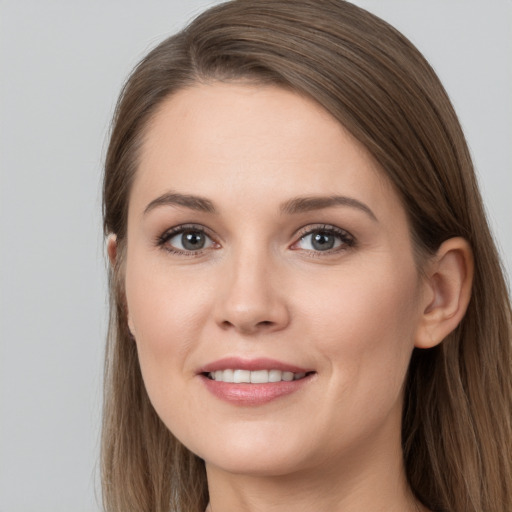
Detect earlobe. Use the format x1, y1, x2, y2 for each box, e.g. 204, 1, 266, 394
415, 237, 474, 349
107, 234, 117, 266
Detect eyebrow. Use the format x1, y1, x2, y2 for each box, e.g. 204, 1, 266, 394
280, 195, 377, 221
143, 191, 377, 221
144, 192, 216, 214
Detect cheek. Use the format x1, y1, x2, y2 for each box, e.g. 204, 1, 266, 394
126, 251, 203, 330
124, 253, 212, 379
302, 260, 421, 395
123, 258, 216, 435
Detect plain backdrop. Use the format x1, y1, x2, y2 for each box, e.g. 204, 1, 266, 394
0, 1, 510, 511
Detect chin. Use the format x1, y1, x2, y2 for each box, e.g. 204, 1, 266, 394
203, 448, 311, 478
182, 421, 323, 478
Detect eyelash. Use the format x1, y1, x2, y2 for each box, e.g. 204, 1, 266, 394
155, 223, 355, 257
293, 224, 355, 256
156, 224, 217, 257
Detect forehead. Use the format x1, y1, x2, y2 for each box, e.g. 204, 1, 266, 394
131, 82, 403, 222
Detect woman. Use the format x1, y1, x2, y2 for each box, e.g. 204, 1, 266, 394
101, 1, 512, 511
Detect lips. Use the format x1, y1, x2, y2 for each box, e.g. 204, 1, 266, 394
198, 357, 316, 405
199, 356, 312, 374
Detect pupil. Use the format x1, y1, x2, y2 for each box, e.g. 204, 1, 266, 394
312, 232, 334, 251
182, 231, 205, 250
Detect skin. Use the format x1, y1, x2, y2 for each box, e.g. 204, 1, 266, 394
116, 82, 472, 512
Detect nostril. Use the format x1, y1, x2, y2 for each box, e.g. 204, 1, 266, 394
220, 320, 235, 330
220, 319, 275, 333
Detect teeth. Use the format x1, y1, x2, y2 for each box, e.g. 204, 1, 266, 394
250, 370, 268, 383
208, 369, 309, 383
233, 369, 250, 383
268, 369, 282, 382
222, 369, 234, 382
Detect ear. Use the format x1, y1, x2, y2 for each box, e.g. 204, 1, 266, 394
415, 237, 474, 349
107, 234, 117, 266
106, 234, 135, 337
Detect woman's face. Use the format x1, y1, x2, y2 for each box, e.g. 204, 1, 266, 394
124, 83, 429, 477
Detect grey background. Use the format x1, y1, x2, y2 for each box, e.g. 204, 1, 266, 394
0, 1, 510, 511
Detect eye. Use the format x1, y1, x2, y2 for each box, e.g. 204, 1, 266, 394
157, 225, 217, 254
292, 225, 354, 253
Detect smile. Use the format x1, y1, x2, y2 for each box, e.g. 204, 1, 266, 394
207, 369, 308, 383
199, 358, 316, 405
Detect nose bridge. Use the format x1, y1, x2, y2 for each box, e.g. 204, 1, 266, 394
216, 238, 289, 334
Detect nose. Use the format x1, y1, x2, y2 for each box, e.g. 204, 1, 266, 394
214, 247, 290, 335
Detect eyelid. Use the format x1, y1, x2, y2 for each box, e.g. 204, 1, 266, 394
156, 223, 220, 255
291, 224, 355, 253
155, 222, 355, 256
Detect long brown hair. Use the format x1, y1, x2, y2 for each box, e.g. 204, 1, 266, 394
101, 1, 512, 511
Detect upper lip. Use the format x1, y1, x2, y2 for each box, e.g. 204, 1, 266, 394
198, 357, 313, 374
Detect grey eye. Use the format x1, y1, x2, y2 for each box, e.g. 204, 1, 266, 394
168, 230, 214, 251
296, 230, 346, 251
310, 232, 337, 250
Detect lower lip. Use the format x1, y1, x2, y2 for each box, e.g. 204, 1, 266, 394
199, 374, 314, 405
